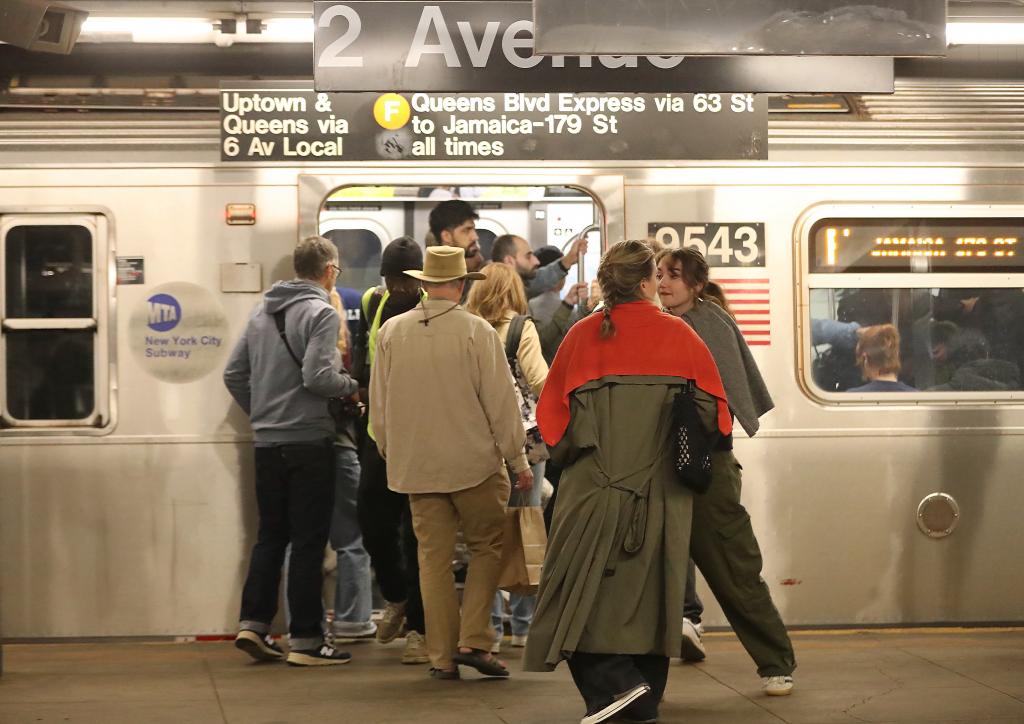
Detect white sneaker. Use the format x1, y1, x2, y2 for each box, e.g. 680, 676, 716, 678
762, 675, 794, 696
376, 600, 407, 644
491, 637, 502, 654
580, 684, 652, 724
401, 630, 430, 665
510, 634, 528, 648
680, 617, 706, 662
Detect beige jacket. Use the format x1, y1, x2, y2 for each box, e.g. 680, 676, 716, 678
370, 299, 529, 494
493, 311, 548, 397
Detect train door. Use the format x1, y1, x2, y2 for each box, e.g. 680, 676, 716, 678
298, 173, 621, 322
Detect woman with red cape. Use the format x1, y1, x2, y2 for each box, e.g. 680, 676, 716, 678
523, 240, 731, 724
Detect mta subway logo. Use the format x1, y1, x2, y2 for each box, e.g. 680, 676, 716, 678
147, 294, 181, 332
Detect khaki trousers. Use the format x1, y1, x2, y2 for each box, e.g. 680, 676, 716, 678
409, 471, 511, 669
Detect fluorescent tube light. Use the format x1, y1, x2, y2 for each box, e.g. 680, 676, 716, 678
947, 22, 1024, 46
67, 17, 1024, 47
80, 17, 216, 44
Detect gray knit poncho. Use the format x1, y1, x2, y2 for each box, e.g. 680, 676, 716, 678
682, 300, 774, 437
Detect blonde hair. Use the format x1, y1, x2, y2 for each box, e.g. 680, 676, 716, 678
857, 324, 901, 378
328, 288, 349, 356
597, 240, 655, 339
466, 262, 528, 326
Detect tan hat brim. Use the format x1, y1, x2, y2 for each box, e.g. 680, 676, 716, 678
404, 270, 486, 283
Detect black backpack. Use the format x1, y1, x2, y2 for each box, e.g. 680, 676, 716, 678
671, 381, 720, 494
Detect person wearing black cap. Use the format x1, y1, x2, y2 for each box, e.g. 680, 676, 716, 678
350, 236, 431, 666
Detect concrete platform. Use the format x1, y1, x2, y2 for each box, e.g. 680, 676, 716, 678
1, 629, 1023, 723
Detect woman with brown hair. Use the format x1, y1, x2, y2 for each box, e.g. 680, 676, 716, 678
466, 262, 549, 652
656, 246, 796, 696
850, 324, 917, 392
524, 241, 731, 724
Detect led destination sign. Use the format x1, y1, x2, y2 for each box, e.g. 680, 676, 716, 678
810, 218, 1024, 273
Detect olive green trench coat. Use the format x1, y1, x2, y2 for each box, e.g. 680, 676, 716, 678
523, 374, 718, 671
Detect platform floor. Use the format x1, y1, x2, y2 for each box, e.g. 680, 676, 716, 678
1, 629, 1023, 723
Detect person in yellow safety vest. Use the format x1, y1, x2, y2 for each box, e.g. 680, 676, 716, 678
350, 236, 432, 666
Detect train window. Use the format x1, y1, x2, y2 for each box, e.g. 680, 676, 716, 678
6, 330, 95, 420
5, 225, 93, 317
810, 288, 1024, 394
322, 228, 384, 292
1, 216, 108, 428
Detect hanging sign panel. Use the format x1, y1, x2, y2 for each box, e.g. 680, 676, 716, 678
534, 0, 946, 56
220, 82, 767, 162
312, 1, 894, 93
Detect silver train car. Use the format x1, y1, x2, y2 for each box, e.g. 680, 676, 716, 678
2, 79, 1023, 639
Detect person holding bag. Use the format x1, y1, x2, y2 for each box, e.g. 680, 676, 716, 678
467, 263, 548, 652
524, 241, 732, 724
656, 246, 796, 696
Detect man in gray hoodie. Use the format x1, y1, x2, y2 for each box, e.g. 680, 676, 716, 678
224, 235, 358, 666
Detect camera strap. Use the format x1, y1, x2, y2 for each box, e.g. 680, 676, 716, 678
272, 311, 303, 370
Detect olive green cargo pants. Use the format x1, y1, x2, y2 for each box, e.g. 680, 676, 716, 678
689, 449, 796, 677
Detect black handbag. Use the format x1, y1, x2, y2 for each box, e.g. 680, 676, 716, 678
671, 381, 720, 494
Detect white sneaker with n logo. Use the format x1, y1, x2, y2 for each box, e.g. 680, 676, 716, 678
286, 644, 352, 666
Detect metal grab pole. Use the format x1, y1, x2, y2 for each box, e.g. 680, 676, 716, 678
562, 224, 599, 314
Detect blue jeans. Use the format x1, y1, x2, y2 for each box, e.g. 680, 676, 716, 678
492, 461, 544, 640
330, 446, 375, 636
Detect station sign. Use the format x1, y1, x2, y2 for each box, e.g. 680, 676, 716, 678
534, 0, 946, 56
220, 82, 768, 162
312, 1, 894, 94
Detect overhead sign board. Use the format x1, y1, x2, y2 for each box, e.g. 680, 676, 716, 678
220, 82, 767, 162
534, 0, 946, 56
312, 1, 894, 93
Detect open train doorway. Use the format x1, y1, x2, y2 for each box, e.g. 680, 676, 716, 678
316, 184, 604, 336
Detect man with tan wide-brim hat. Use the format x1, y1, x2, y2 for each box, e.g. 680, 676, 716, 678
370, 246, 533, 680
404, 245, 486, 284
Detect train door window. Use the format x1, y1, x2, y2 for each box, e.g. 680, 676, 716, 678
0, 215, 110, 428
318, 185, 602, 314
802, 212, 1024, 401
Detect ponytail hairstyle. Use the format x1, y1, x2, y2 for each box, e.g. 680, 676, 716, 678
596, 240, 656, 339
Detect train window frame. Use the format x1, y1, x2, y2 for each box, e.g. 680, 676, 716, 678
0, 212, 114, 432
300, 173, 620, 262
796, 203, 1024, 405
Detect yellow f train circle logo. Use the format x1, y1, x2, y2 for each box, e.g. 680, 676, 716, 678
374, 94, 411, 130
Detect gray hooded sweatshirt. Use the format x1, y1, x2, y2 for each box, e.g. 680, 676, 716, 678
224, 280, 357, 445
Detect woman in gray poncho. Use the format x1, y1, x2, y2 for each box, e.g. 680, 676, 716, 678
524, 241, 733, 724
656, 246, 797, 697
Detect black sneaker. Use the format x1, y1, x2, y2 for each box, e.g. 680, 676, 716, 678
235, 630, 284, 662
581, 684, 652, 724
286, 644, 352, 666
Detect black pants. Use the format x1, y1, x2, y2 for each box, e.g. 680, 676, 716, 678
568, 652, 668, 720
356, 438, 425, 634
239, 441, 334, 646
542, 458, 563, 533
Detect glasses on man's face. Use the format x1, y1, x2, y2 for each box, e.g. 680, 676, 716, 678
329, 263, 342, 274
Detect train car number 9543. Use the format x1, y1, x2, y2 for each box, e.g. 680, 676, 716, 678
648, 222, 766, 267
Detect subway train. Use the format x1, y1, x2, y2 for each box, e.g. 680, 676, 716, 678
1, 78, 1023, 640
